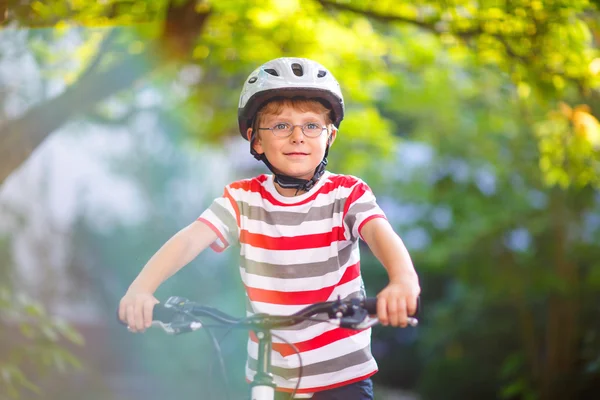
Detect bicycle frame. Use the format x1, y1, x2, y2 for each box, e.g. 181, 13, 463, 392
251, 329, 277, 400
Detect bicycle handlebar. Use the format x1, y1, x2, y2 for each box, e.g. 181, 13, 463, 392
118, 296, 419, 335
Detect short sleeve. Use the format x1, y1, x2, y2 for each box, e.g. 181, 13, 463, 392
343, 181, 387, 241
197, 186, 240, 252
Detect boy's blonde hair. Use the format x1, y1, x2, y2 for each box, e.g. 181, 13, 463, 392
255, 98, 333, 129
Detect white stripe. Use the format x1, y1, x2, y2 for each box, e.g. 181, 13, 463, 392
241, 242, 348, 265
256, 322, 337, 345
239, 252, 360, 291
198, 209, 233, 243
240, 212, 344, 237
328, 275, 366, 300
245, 358, 378, 390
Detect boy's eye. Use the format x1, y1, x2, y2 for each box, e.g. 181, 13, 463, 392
273, 123, 290, 130
305, 123, 320, 130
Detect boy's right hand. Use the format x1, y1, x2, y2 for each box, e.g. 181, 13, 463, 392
118, 291, 159, 333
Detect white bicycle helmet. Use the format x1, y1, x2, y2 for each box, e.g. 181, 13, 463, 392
238, 57, 345, 138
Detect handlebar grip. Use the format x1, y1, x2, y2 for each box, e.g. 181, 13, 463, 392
363, 297, 378, 315
362, 297, 421, 316
115, 304, 179, 327
414, 296, 421, 317
152, 304, 178, 323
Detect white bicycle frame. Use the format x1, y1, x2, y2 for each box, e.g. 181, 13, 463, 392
247, 315, 417, 400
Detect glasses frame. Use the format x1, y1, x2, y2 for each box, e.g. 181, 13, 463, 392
258, 122, 328, 138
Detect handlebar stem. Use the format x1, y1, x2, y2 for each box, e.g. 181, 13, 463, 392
251, 330, 276, 392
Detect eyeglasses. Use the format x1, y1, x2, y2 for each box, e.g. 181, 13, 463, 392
258, 122, 327, 138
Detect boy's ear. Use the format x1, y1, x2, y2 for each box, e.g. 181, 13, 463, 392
247, 128, 264, 154
328, 127, 337, 146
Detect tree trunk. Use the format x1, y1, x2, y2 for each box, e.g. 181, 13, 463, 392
540, 189, 580, 400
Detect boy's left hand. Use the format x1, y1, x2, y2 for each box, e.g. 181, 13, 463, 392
376, 279, 420, 327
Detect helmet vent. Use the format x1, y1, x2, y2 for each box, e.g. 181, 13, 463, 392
317, 70, 327, 78
248, 77, 257, 83
264, 68, 279, 76
291, 63, 303, 76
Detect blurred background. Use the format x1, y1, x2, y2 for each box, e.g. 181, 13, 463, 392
0, 1, 599, 399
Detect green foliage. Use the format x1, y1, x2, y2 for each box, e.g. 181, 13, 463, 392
4, 0, 600, 188
0, 287, 83, 399
535, 103, 600, 188
0, 234, 83, 399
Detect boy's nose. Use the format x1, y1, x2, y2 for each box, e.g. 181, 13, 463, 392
289, 125, 305, 143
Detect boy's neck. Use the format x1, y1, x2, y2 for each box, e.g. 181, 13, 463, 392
270, 171, 327, 197
273, 182, 306, 197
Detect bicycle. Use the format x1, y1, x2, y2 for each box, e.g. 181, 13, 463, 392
118, 296, 419, 400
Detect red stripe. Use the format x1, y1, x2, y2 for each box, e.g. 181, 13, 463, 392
223, 187, 240, 227
228, 175, 268, 190
250, 325, 366, 357
245, 262, 360, 305
240, 226, 346, 250
197, 217, 229, 253
229, 175, 361, 207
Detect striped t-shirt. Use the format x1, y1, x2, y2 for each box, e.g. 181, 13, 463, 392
198, 171, 387, 394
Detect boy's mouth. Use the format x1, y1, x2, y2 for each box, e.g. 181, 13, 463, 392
284, 152, 309, 155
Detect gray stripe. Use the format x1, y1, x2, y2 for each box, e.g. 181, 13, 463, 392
238, 200, 345, 226
240, 242, 356, 279
210, 202, 239, 240
248, 345, 373, 379
344, 202, 378, 233
275, 291, 366, 331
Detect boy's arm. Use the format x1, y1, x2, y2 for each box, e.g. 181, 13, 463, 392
119, 220, 218, 331
360, 217, 420, 327
127, 220, 218, 292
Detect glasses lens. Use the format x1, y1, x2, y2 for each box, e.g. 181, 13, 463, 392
303, 123, 324, 137
272, 123, 291, 137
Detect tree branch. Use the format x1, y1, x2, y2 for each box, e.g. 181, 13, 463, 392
0, 52, 151, 184
316, 0, 483, 38
0, 0, 211, 186
317, 0, 593, 99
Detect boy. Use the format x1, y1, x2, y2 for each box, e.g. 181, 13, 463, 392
118, 57, 420, 399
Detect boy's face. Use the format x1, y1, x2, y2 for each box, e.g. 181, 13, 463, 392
248, 106, 336, 181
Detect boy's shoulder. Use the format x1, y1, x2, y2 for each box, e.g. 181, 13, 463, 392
226, 174, 269, 191
325, 172, 368, 189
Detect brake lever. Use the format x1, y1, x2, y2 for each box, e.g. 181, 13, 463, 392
150, 319, 203, 335
150, 296, 204, 335
339, 308, 369, 329
164, 296, 194, 311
